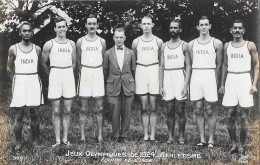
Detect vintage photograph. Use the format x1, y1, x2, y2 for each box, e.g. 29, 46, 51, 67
0, 0, 259, 164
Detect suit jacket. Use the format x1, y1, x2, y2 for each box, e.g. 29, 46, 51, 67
103, 46, 136, 96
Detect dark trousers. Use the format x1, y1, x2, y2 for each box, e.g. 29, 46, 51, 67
107, 92, 134, 138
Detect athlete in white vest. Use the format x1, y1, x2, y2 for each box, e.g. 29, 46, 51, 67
7, 21, 43, 151
188, 16, 223, 148
159, 19, 191, 144
132, 14, 163, 142
76, 14, 106, 144
219, 20, 259, 155
42, 17, 76, 147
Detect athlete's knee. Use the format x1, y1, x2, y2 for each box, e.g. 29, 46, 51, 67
30, 109, 39, 120
240, 112, 248, 121
150, 108, 157, 115
63, 108, 71, 116
177, 103, 185, 115
96, 105, 104, 115
79, 107, 88, 115
141, 105, 148, 114
194, 107, 203, 116
52, 109, 60, 117
167, 109, 175, 117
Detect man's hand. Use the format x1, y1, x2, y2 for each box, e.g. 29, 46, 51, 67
250, 85, 258, 94
181, 85, 188, 99
218, 85, 225, 94
160, 87, 165, 97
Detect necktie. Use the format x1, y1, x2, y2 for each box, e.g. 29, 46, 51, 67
117, 47, 123, 50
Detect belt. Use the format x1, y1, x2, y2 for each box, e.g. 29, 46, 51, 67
192, 68, 215, 70
164, 67, 184, 71
51, 66, 72, 69
228, 71, 250, 74
137, 62, 159, 67
82, 64, 102, 68
15, 72, 38, 75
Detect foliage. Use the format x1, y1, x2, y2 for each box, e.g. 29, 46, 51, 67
0, 0, 258, 63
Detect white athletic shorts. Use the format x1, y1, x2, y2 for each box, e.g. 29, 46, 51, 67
163, 69, 187, 101
190, 69, 218, 102
48, 67, 76, 100
10, 74, 44, 107
135, 64, 159, 95
77, 66, 105, 98
222, 73, 254, 108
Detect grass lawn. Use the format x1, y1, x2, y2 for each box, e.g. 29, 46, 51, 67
0, 79, 259, 164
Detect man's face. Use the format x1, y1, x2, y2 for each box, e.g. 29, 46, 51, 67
86, 18, 98, 34
20, 24, 33, 41
141, 17, 154, 33
113, 30, 126, 47
54, 21, 67, 37
197, 19, 211, 35
169, 22, 181, 39
230, 22, 245, 39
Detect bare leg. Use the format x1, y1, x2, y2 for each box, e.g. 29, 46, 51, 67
51, 100, 61, 144
149, 95, 158, 141
14, 107, 25, 150
96, 98, 104, 142
79, 99, 88, 141
166, 100, 175, 142
227, 107, 237, 153
62, 99, 73, 143
30, 107, 40, 146
194, 100, 206, 144
177, 101, 186, 143
205, 102, 216, 145
239, 108, 249, 154
139, 95, 149, 140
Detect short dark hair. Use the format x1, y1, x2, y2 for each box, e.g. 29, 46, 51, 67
231, 19, 245, 28
169, 19, 182, 29
198, 15, 210, 25
142, 13, 153, 22
87, 14, 98, 23
114, 23, 125, 34
54, 17, 67, 27
19, 21, 32, 32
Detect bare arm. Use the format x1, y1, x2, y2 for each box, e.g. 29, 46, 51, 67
187, 40, 194, 64
159, 43, 165, 96
7, 45, 16, 80
157, 38, 163, 64
70, 40, 77, 69
249, 41, 259, 93
35, 45, 42, 73
76, 38, 82, 70
41, 40, 52, 76
101, 38, 107, 58
131, 38, 138, 62
219, 43, 228, 94
183, 42, 191, 88
214, 39, 224, 85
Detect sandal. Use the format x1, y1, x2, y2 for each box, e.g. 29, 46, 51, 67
196, 142, 207, 147
51, 142, 61, 148
229, 147, 238, 154
208, 143, 214, 148
166, 140, 173, 144
61, 141, 71, 147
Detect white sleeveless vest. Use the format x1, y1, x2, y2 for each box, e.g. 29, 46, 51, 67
15, 44, 38, 74
164, 41, 185, 69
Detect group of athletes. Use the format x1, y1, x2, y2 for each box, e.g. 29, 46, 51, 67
7, 13, 259, 156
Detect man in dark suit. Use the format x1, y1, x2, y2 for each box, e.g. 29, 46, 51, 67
103, 23, 136, 142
